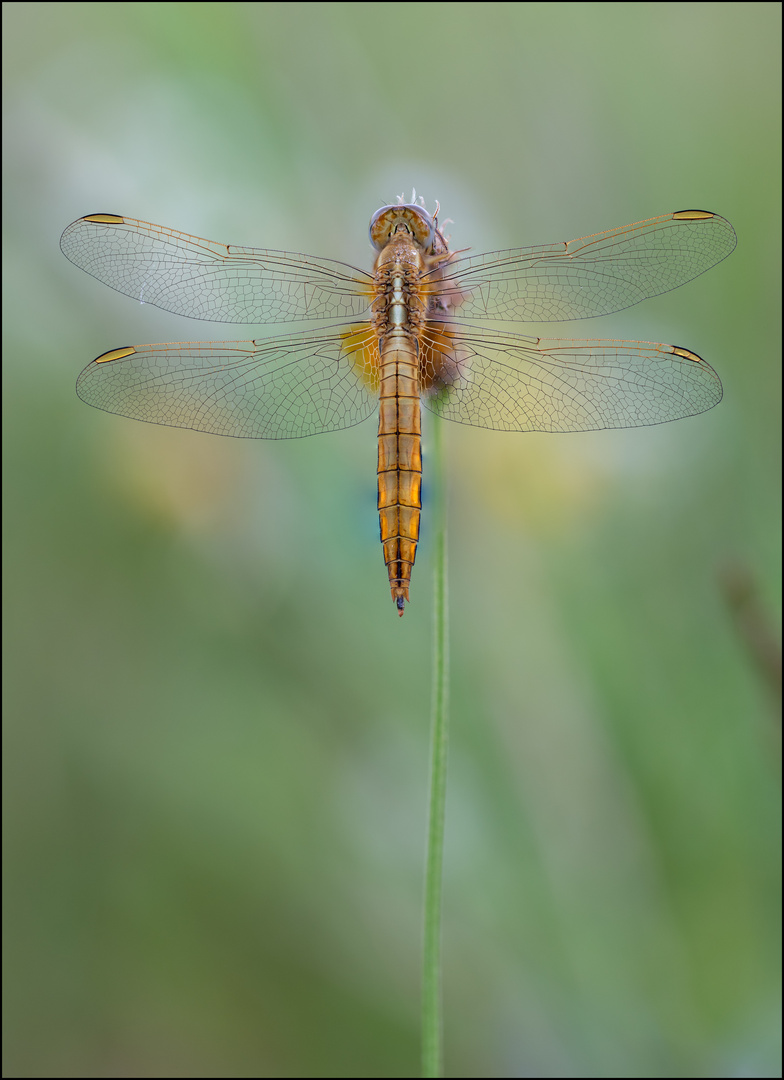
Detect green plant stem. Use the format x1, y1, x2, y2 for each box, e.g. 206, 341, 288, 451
422, 413, 449, 1078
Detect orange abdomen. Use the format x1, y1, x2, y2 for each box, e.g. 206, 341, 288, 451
377, 332, 422, 616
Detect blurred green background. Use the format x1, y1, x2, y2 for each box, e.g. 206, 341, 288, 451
3, 3, 780, 1077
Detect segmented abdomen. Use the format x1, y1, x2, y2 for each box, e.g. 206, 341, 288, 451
377, 332, 422, 616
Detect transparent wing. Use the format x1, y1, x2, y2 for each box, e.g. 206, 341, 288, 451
60, 215, 373, 325
76, 328, 380, 439
432, 211, 736, 323
420, 326, 722, 432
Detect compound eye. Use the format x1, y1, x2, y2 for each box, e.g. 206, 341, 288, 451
369, 204, 436, 251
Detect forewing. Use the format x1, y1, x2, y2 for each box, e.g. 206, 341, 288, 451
421, 327, 722, 432
435, 211, 736, 323
76, 328, 380, 439
61, 215, 373, 325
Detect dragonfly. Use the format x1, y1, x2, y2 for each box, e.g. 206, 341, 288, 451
61, 198, 736, 615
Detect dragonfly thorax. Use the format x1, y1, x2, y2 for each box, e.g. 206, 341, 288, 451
371, 230, 430, 336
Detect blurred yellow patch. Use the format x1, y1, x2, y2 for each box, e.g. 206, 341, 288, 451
341, 326, 380, 395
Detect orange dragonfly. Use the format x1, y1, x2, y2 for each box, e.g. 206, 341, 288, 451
61, 199, 735, 615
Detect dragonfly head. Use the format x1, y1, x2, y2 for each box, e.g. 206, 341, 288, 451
369, 203, 436, 253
